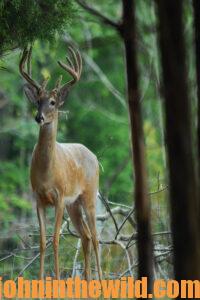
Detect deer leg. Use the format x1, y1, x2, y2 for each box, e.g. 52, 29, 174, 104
37, 202, 46, 279
53, 204, 64, 279
81, 194, 102, 281
66, 200, 92, 281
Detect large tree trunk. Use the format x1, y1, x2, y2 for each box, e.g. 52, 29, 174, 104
156, 0, 200, 280
121, 0, 154, 293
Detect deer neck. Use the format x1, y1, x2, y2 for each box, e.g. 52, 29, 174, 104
36, 112, 58, 170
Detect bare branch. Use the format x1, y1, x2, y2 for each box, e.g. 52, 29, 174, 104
149, 185, 168, 196
76, 0, 121, 31
72, 239, 81, 278
115, 240, 133, 277
99, 192, 119, 233
115, 207, 134, 240
2, 194, 171, 280
62, 34, 126, 108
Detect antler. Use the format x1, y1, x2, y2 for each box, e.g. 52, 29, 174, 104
19, 47, 42, 93
57, 46, 82, 89
20, 46, 82, 93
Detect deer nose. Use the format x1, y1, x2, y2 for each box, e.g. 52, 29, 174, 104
35, 114, 44, 124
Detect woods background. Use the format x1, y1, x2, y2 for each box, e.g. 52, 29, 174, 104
0, 0, 199, 296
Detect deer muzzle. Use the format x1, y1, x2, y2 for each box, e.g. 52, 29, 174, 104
35, 113, 44, 125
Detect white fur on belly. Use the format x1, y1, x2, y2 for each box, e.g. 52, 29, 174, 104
64, 192, 80, 205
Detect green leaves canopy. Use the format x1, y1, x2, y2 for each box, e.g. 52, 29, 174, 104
0, 0, 73, 55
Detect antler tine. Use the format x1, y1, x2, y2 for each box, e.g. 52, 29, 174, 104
27, 45, 32, 76
57, 60, 78, 82
57, 46, 82, 88
66, 55, 74, 69
69, 47, 82, 79
68, 46, 79, 74
76, 49, 82, 78
66, 46, 82, 79
41, 77, 50, 89
19, 47, 41, 92
55, 75, 63, 89
69, 46, 82, 79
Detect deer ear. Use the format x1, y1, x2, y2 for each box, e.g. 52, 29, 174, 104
24, 83, 38, 105
58, 85, 70, 107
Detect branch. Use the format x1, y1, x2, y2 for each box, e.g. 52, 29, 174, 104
76, 0, 121, 31
14, 220, 69, 281
0, 254, 13, 263
149, 185, 168, 196
114, 207, 134, 240
115, 240, 133, 277
97, 206, 134, 226
14, 241, 52, 281
119, 250, 172, 278
98, 192, 119, 233
83, 53, 125, 107
72, 239, 81, 278
62, 34, 126, 108
107, 200, 132, 209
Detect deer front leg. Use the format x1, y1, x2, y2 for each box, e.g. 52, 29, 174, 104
37, 202, 46, 279
53, 203, 64, 279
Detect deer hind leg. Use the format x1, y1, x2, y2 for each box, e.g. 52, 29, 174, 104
53, 203, 64, 279
81, 192, 102, 281
37, 202, 46, 279
66, 200, 92, 281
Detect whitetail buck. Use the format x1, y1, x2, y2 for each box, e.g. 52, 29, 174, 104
19, 46, 102, 281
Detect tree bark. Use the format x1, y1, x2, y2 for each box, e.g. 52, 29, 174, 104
121, 0, 154, 293
193, 0, 200, 231
156, 0, 200, 280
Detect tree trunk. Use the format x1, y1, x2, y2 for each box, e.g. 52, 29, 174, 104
121, 0, 154, 293
156, 0, 200, 280
193, 0, 200, 230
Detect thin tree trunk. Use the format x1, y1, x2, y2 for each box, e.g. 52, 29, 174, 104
75, 0, 154, 290
192, 0, 200, 229
121, 0, 154, 293
156, 0, 200, 280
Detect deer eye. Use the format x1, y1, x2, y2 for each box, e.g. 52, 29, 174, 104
50, 100, 56, 106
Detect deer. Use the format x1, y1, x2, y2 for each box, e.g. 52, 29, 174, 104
19, 46, 102, 281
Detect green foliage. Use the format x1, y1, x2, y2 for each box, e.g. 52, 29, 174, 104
0, 161, 31, 225
0, 161, 28, 193
0, 0, 74, 55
